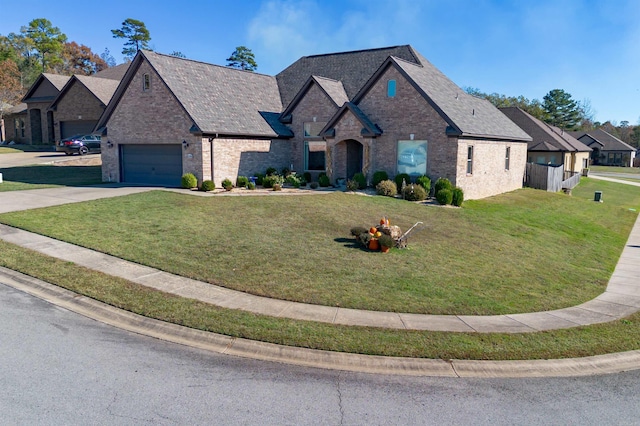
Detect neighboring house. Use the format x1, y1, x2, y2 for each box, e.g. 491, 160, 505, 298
500, 107, 591, 173
2, 103, 28, 143
96, 46, 532, 199
18, 63, 129, 145
570, 129, 636, 167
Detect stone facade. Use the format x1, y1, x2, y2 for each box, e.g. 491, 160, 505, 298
102, 61, 197, 183
53, 81, 105, 141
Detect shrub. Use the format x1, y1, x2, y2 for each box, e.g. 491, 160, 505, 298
181, 173, 198, 189
265, 167, 277, 176
403, 183, 427, 201
285, 174, 300, 187
222, 178, 233, 191
346, 179, 359, 192
247, 181, 256, 190
236, 176, 249, 188
352, 172, 367, 189
415, 175, 431, 194
255, 173, 265, 186
318, 174, 330, 187
262, 174, 284, 189
281, 167, 291, 177
200, 180, 215, 192
378, 233, 395, 249
309, 182, 319, 189
298, 175, 307, 187
372, 170, 389, 187
436, 188, 453, 205
376, 180, 397, 197
350, 226, 368, 237
434, 177, 452, 194
303, 172, 312, 183
273, 183, 282, 191
394, 173, 411, 190
452, 186, 464, 207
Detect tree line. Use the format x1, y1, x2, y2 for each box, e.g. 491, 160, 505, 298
466, 87, 640, 148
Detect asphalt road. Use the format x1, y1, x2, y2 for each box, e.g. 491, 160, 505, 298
2, 282, 640, 425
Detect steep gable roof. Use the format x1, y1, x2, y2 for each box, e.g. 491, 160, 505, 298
49, 75, 120, 110
280, 75, 348, 119
353, 53, 531, 142
98, 51, 287, 138
22, 73, 71, 102
500, 107, 590, 152
94, 62, 130, 80
321, 102, 382, 138
276, 45, 420, 109
571, 128, 635, 152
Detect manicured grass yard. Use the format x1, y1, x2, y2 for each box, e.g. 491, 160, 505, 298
1, 178, 638, 315
0, 165, 103, 191
590, 165, 640, 174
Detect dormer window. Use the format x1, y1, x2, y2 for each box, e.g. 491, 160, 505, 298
143, 73, 150, 91
387, 79, 396, 97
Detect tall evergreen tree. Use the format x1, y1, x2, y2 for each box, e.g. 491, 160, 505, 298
226, 46, 257, 71
542, 89, 581, 130
111, 18, 151, 60
21, 18, 67, 72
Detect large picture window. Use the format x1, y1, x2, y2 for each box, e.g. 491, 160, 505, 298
397, 140, 427, 177
305, 141, 326, 171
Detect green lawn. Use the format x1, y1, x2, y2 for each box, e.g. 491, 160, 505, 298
591, 165, 640, 174
1, 178, 638, 315
0, 147, 23, 154
0, 165, 103, 191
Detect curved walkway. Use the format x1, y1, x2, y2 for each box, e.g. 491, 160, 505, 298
1, 181, 640, 333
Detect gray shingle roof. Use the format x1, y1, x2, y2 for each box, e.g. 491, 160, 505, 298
388, 53, 531, 141
313, 76, 348, 106
144, 51, 283, 137
94, 63, 130, 81
22, 73, 71, 102
570, 128, 635, 152
500, 107, 591, 152
276, 45, 420, 109
49, 75, 120, 109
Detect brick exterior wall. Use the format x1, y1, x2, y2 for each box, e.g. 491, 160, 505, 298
287, 83, 339, 176
211, 138, 291, 186
2, 112, 28, 143
53, 81, 105, 141
349, 65, 457, 184
102, 61, 200, 183
326, 109, 373, 183
455, 138, 528, 199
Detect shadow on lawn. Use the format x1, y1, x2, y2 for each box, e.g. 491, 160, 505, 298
1, 165, 103, 186
334, 237, 370, 252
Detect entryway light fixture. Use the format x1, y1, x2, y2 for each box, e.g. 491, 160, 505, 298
182, 140, 189, 148
106, 140, 113, 148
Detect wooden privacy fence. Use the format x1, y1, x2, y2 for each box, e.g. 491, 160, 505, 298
524, 163, 581, 192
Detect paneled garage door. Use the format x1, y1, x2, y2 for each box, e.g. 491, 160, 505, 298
120, 144, 183, 186
60, 120, 97, 139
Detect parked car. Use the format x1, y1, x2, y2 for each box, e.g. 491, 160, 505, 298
56, 134, 101, 155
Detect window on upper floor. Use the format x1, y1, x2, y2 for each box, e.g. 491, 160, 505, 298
143, 73, 150, 91
387, 79, 396, 97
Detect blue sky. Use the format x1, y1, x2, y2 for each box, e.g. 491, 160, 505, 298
2, 0, 638, 124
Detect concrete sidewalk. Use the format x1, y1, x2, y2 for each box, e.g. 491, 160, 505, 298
1, 185, 639, 333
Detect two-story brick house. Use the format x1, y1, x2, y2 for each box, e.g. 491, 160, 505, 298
97, 46, 532, 199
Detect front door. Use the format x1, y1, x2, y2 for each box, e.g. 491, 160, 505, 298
346, 140, 363, 178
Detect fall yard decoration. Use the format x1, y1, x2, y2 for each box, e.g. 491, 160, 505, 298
350, 217, 403, 252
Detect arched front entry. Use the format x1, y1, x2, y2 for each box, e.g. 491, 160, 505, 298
345, 139, 363, 178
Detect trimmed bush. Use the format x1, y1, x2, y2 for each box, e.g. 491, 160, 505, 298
434, 177, 452, 194
247, 181, 256, 190
200, 180, 215, 192
318, 174, 330, 187
452, 186, 464, 207
346, 179, 359, 192
376, 180, 397, 197
309, 182, 319, 189
255, 173, 265, 186
281, 167, 291, 177
303, 172, 312, 183
181, 173, 198, 189
285, 174, 300, 188
236, 176, 249, 188
222, 178, 233, 191
403, 183, 427, 201
352, 172, 367, 189
394, 173, 411, 190
262, 174, 284, 189
372, 170, 389, 187
415, 175, 431, 194
273, 183, 282, 191
436, 188, 453, 205
265, 167, 277, 176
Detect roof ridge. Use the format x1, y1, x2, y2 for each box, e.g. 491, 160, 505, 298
304, 44, 412, 59
142, 50, 276, 78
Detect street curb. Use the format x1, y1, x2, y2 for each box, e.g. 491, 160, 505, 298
2, 266, 640, 378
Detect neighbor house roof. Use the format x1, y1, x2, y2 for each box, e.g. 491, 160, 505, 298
570, 129, 635, 152
98, 51, 287, 138
94, 62, 130, 81
22, 73, 71, 102
48, 75, 120, 111
276, 45, 420, 109
351, 52, 531, 142
500, 107, 591, 152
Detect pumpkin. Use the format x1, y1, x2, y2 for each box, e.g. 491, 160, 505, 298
380, 218, 386, 225
369, 239, 380, 250
386, 218, 390, 226
374, 231, 382, 238
369, 227, 377, 234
